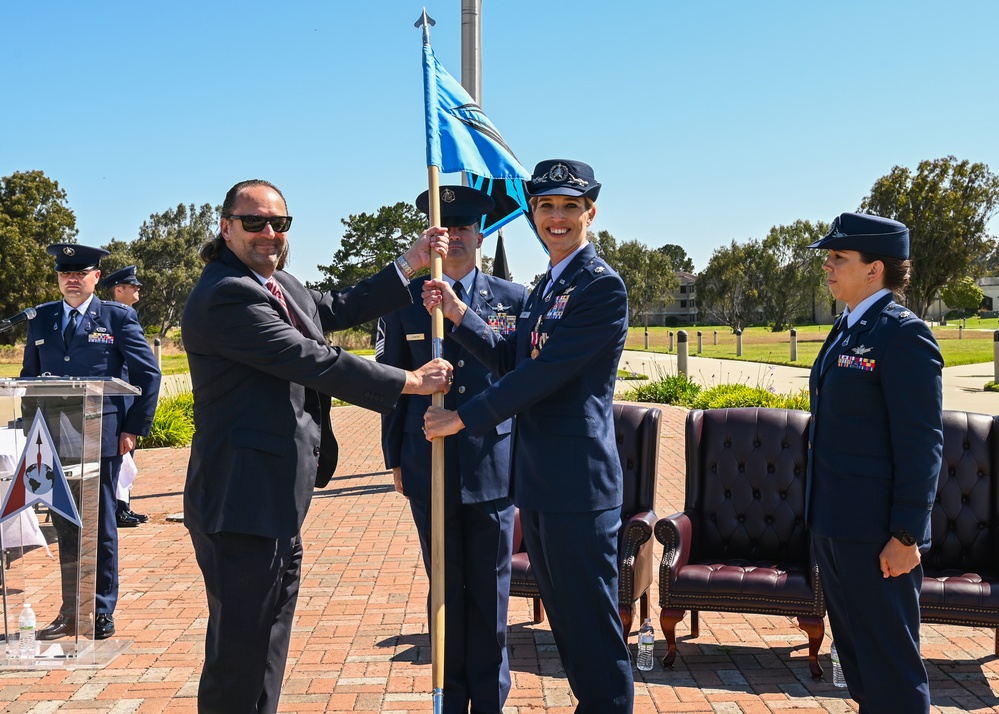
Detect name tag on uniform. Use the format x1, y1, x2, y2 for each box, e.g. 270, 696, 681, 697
406, 333, 425, 341
35, 339, 45, 346
519, 311, 531, 319
89, 333, 115, 344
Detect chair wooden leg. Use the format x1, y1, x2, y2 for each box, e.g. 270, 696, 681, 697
797, 615, 825, 680
659, 608, 686, 668
690, 609, 699, 638
533, 597, 545, 624
619, 605, 634, 640
640, 592, 649, 622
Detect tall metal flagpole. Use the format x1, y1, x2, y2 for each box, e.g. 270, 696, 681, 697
415, 10, 446, 713
461, 0, 482, 269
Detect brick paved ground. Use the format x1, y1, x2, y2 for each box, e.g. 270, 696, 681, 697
1, 404, 998, 713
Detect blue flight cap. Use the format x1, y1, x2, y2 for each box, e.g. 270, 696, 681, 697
99, 265, 142, 289
808, 212, 910, 259
415, 185, 494, 228
526, 159, 601, 200
47, 243, 110, 272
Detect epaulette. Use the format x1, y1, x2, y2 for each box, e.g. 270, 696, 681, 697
883, 302, 915, 322
101, 300, 129, 311
584, 259, 611, 277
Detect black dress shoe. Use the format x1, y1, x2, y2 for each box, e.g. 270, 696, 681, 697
37, 614, 76, 641
116, 510, 140, 528
127, 509, 149, 523
95, 613, 115, 640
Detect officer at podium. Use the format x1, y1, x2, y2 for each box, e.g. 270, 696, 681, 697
21, 244, 161, 640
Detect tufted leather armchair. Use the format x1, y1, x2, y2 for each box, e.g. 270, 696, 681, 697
509, 403, 661, 638
656, 407, 825, 678
920, 410, 999, 655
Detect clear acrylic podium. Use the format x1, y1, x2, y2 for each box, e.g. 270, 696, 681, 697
0, 376, 138, 669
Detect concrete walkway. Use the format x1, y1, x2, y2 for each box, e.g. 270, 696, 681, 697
1, 404, 998, 713
616, 350, 999, 415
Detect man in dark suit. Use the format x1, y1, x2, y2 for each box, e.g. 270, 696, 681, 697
376, 185, 529, 714
181, 179, 453, 714
807, 213, 943, 711
424, 161, 634, 713
22, 244, 161, 641
99, 264, 147, 528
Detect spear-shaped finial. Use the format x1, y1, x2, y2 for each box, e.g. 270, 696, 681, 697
414, 8, 436, 45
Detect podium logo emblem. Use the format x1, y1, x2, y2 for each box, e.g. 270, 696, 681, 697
0, 410, 82, 526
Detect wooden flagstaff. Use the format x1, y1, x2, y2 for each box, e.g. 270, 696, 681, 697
416, 11, 446, 712
427, 164, 446, 713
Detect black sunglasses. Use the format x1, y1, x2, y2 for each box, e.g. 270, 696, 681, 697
226, 214, 293, 233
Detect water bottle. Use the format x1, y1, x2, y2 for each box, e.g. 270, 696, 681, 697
830, 641, 846, 688
19, 603, 36, 660
636, 618, 655, 671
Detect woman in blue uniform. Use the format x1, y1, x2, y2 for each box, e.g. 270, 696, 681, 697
807, 212, 943, 712
423, 159, 634, 714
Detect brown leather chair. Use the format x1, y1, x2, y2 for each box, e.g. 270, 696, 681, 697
920, 410, 999, 655
509, 403, 661, 638
656, 407, 825, 678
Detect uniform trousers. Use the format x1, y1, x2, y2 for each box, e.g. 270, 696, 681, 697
409, 491, 515, 714
812, 534, 929, 713
189, 530, 303, 714
51, 454, 122, 616
519, 507, 634, 714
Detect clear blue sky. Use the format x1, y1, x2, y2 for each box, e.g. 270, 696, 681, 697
2, 1, 997, 288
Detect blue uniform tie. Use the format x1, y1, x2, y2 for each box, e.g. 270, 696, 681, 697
63, 309, 78, 348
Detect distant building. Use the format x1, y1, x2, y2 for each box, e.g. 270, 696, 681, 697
637, 271, 697, 326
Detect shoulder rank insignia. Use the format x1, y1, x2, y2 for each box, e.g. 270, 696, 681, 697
900, 311, 910, 318
851, 344, 872, 355
594, 266, 605, 274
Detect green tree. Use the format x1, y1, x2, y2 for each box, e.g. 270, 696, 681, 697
656, 243, 695, 272
695, 240, 759, 331
0, 171, 78, 342
756, 220, 829, 331
612, 239, 680, 325
860, 156, 999, 318
588, 229, 618, 264
940, 276, 984, 312
103, 203, 218, 337
314, 202, 425, 289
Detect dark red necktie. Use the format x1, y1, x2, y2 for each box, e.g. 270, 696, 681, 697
266, 277, 305, 333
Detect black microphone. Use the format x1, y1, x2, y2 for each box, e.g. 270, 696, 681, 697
0, 307, 38, 333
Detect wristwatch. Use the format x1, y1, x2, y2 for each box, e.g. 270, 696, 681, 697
892, 529, 917, 547
396, 254, 417, 280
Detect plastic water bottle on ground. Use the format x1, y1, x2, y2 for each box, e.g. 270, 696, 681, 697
636, 617, 655, 671
19, 603, 36, 660
830, 641, 847, 688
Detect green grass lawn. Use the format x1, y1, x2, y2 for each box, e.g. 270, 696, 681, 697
626, 325, 995, 368
1, 322, 995, 379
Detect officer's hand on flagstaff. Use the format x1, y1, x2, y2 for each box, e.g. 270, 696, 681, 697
422, 279, 467, 326
424, 405, 465, 439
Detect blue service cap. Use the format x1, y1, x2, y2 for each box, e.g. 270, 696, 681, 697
415, 185, 494, 228
47, 243, 110, 272
99, 265, 142, 289
808, 212, 909, 259
525, 159, 601, 200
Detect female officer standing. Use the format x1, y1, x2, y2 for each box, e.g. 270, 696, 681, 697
423, 159, 634, 714
807, 212, 943, 712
